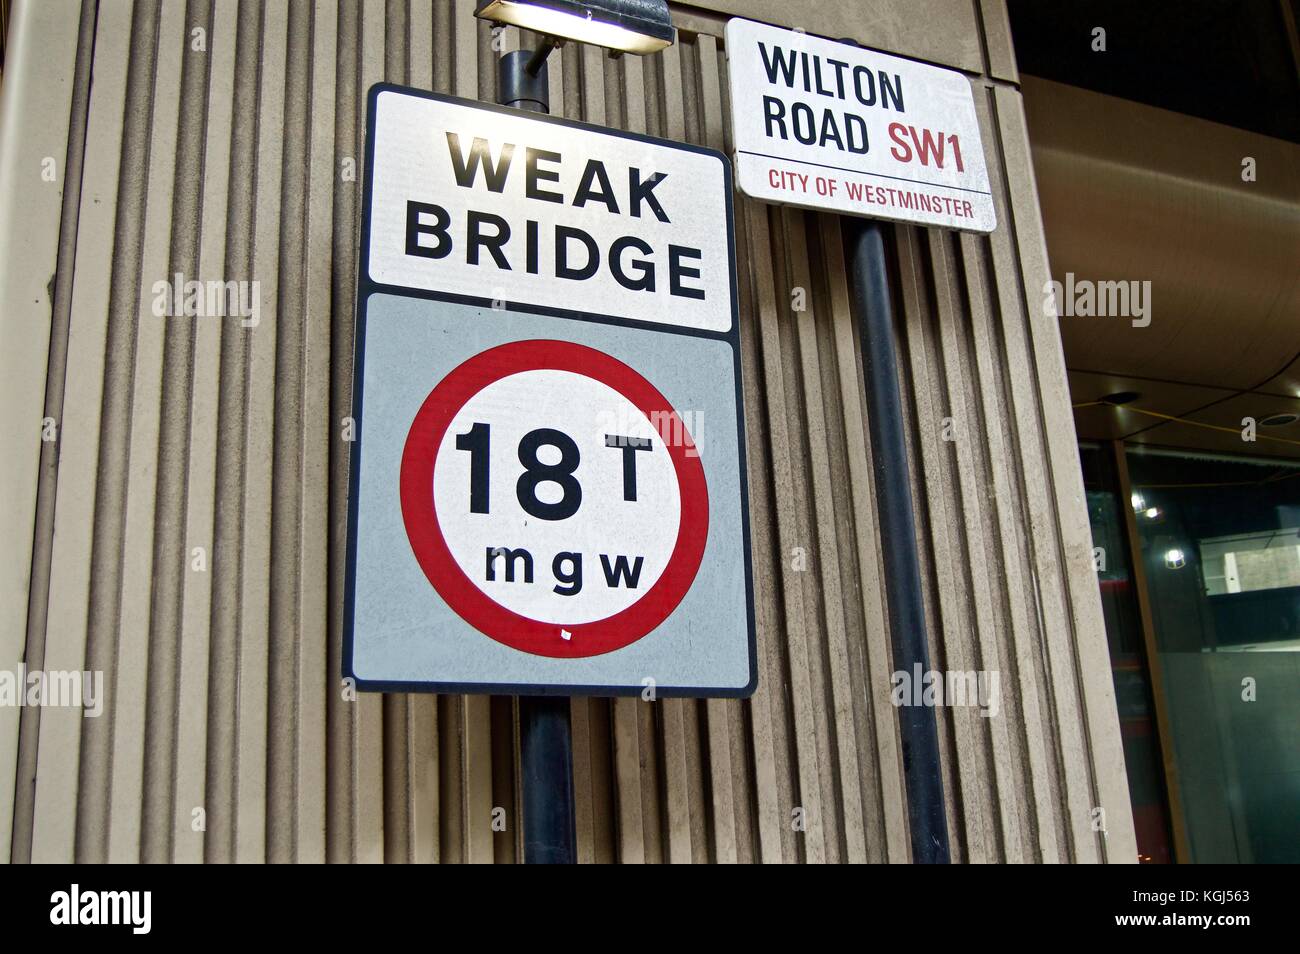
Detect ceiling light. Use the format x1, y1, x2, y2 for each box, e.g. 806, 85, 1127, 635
1100, 391, 1140, 406
1260, 413, 1299, 427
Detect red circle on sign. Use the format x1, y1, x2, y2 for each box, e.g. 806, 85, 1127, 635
400, 339, 708, 658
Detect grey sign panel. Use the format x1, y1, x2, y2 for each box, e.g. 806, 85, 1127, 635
344, 85, 755, 696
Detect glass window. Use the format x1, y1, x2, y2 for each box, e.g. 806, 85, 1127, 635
1127, 447, 1300, 863
1078, 443, 1173, 863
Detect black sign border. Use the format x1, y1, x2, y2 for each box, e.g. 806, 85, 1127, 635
343, 83, 757, 698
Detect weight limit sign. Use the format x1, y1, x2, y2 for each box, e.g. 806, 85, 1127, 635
344, 86, 755, 697
401, 340, 707, 658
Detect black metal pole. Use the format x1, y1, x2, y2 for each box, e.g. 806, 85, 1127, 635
519, 695, 577, 863
844, 218, 951, 863
496, 48, 577, 864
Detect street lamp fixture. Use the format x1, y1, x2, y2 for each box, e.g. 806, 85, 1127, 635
477, 0, 675, 113
475, 0, 675, 55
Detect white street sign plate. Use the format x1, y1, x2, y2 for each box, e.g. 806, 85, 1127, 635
344, 85, 756, 697
724, 17, 996, 233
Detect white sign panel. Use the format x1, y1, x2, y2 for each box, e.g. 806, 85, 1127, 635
345, 85, 755, 697
724, 18, 996, 232
367, 87, 733, 331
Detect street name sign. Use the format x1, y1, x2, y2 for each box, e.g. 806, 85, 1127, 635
344, 85, 756, 696
724, 18, 996, 233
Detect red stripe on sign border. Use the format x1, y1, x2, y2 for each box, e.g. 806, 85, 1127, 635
400, 339, 709, 658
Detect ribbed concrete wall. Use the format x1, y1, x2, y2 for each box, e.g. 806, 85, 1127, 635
0, 0, 1136, 863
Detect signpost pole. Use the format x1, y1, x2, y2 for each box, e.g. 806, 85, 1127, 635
721, 15, 981, 866
520, 695, 577, 863
843, 217, 951, 864
497, 48, 578, 865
